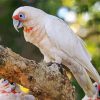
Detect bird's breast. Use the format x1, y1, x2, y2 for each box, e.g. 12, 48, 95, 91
24, 27, 33, 33
23, 25, 46, 46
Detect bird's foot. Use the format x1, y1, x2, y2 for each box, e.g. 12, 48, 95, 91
56, 63, 64, 75
46, 62, 64, 75
46, 62, 53, 66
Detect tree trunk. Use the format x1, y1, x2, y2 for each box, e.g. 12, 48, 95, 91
0, 45, 75, 100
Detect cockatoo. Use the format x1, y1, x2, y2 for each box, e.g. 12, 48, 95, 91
82, 82, 100, 100
12, 6, 100, 98
0, 78, 35, 100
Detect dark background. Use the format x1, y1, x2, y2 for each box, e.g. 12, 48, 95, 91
0, 0, 100, 99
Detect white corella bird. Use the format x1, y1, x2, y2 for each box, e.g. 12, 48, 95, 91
12, 6, 100, 98
82, 82, 100, 100
0, 78, 35, 100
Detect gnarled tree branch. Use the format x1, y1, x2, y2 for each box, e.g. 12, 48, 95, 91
0, 45, 75, 100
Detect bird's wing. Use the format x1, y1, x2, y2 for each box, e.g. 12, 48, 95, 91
45, 15, 99, 81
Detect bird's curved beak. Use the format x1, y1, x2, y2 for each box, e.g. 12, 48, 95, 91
13, 19, 23, 32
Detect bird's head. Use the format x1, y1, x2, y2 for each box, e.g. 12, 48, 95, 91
12, 6, 38, 32
93, 82, 100, 99
12, 6, 27, 32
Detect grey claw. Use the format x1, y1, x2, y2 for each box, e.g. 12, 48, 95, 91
46, 62, 53, 66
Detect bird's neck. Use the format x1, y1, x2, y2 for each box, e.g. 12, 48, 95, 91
23, 19, 46, 46
23, 18, 44, 33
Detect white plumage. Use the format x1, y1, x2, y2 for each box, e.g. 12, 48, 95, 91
0, 79, 35, 100
12, 6, 100, 97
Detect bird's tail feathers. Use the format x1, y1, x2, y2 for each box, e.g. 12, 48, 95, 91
86, 63, 100, 83
63, 61, 96, 97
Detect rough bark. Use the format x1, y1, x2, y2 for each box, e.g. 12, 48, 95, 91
0, 45, 75, 100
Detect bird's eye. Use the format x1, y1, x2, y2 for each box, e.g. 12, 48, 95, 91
19, 14, 23, 17
19, 13, 25, 19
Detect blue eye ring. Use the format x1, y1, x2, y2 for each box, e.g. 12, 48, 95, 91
19, 13, 25, 19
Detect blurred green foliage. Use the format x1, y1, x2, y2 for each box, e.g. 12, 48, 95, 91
0, 0, 100, 99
